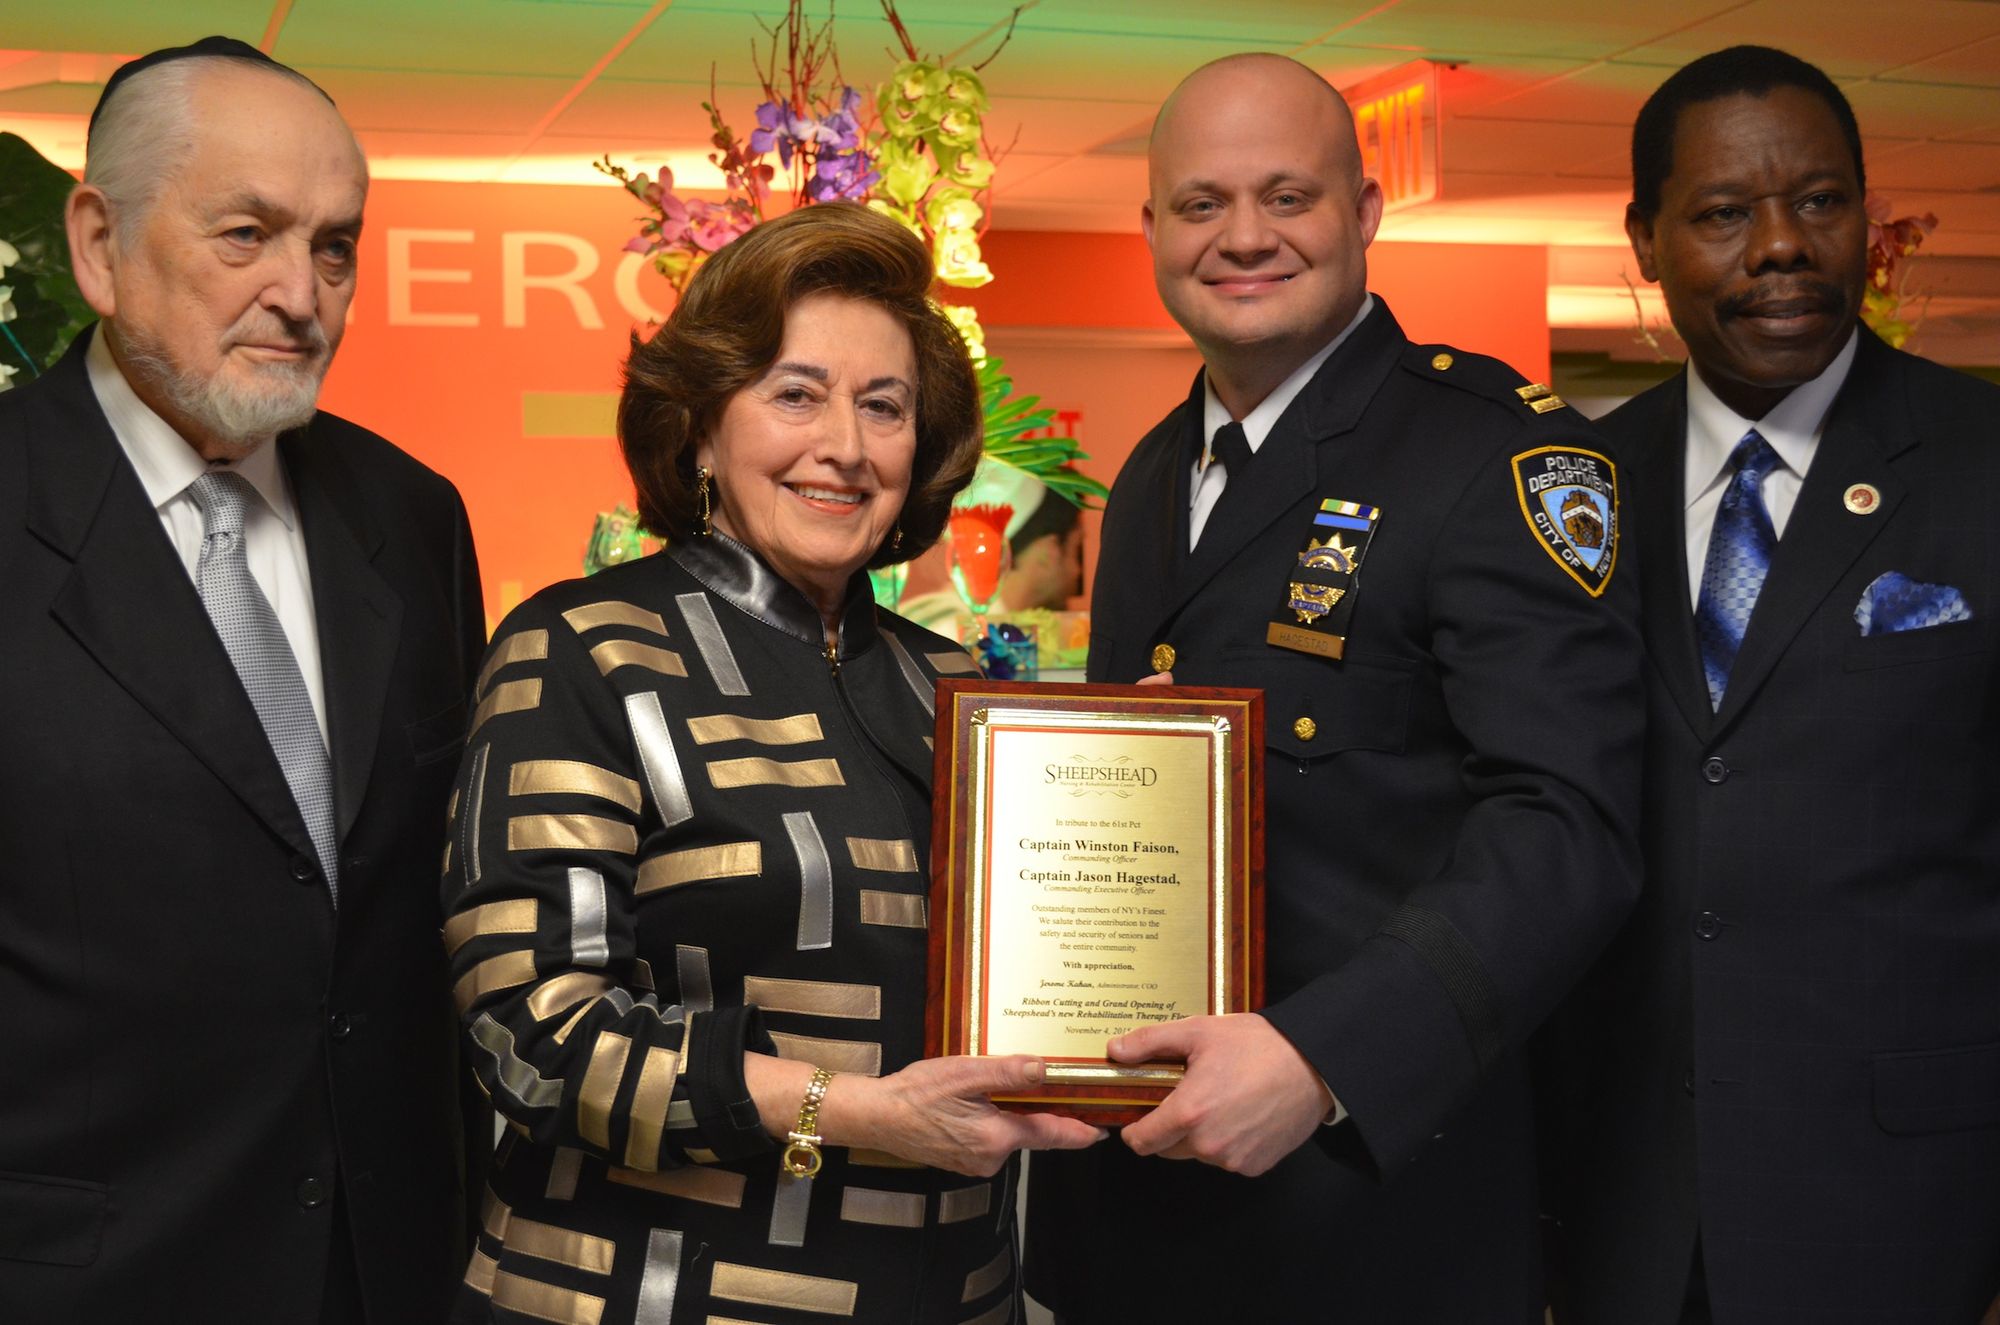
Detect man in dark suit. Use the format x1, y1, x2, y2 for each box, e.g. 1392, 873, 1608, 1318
1543, 46, 2000, 1325
0, 39, 483, 1322
1024, 53, 1645, 1321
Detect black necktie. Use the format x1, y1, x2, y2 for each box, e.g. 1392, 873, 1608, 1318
1206, 421, 1251, 479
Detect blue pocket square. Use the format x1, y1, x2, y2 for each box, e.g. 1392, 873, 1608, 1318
1854, 571, 1973, 636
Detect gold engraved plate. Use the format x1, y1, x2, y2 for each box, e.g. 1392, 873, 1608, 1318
970, 711, 1222, 1084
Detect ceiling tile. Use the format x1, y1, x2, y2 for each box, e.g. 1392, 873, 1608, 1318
1313, 0, 1710, 63
1623, 0, 2000, 79
303, 66, 571, 135
276, 0, 641, 76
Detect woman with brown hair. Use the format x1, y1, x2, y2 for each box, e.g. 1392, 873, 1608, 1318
443, 203, 1100, 1324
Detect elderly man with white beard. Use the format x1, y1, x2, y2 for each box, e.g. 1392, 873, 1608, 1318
0, 36, 486, 1324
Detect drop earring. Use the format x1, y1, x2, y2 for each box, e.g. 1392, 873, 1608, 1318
695, 465, 713, 537
890, 525, 903, 552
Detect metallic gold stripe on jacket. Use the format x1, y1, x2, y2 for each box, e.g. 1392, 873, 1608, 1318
482, 1188, 511, 1240
926, 649, 980, 675
938, 1183, 991, 1224
840, 1187, 924, 1228
506, 1215, 617, 1275
635, 1228, 685, 1325
743, 976, 882, 1020
444, 898, 538, 956
676, 945, 714, 1013
471, 678, 542, 737
463, 1248, 498, 1296
624, 1045, 681, 1169
527, 970, 612, 1021
685, 712, 825, 746
510, 759, 643, 812
859, 890, 927, 929
961, 1245, 1012, 1303
707, 757, 845, 790
636, 841, 762, 894
608, 1163, 746, 1208
783, 811, 834, 951
567, 867, 611, 968
767, 1170, 811, 1247
471, 1015, 563, 1110
626, 691, 694, 829
508, 814, 638, 854
767, 1031, 881, 1077
846, 837, 918, 873
880, 633, 935, 718
591, 639, 688, 679
463, 743, 491, 885
709, 1262, 858, 1317
578, 1029, 634, 1149
455, 950, 537, 1012
491, 1268, 607, 1325
563, 601, 668, 636
478, 628, 550, 698
676, 592, 750, 696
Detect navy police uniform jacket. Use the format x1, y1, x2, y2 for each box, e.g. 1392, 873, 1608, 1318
1025, 297, 1645, 1322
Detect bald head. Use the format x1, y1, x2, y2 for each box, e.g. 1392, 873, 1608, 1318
1149, 54, 1362, 201
1141, 53, 1381, 416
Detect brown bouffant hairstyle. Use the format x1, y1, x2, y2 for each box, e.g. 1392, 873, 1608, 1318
618, 202, 984, 568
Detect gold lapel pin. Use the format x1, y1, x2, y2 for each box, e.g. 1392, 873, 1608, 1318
1843, 483, 1881, 515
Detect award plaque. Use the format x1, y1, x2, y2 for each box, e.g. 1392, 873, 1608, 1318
926, 681, 1264, 1123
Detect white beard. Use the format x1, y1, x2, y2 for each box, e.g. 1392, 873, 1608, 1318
118, 324, 328, 456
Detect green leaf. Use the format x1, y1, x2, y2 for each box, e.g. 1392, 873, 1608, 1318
0, 132, 92, 368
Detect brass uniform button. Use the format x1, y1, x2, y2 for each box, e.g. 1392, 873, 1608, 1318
1293, 717, 1317, 741
1150, 643, 1176, 673
1431, 352, 1453, 371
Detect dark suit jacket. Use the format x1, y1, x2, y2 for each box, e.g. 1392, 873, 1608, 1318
1544, 329, 2000, 1324
0, 330, 486, 1322
1025, 299, 1645, 1322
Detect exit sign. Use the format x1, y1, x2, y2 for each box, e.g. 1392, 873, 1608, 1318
1344, 60, 1442, 213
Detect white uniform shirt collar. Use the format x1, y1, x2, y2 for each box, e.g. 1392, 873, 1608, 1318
1683, 328, 1858, 507
1202, 294, 1375, 457
85, 325, 298, 528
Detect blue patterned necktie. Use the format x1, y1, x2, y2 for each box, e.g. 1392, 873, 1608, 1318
1695, 430, 1781, 710
187, 471, 339, 901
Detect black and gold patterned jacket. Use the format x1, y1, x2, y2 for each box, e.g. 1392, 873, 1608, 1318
443, 532, 1020, 1325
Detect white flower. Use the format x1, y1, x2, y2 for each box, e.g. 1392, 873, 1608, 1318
0, 239, 17, 278
0, 361, 17, 393
0, 284, 14, 325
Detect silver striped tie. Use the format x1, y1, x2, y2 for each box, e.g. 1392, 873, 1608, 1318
187, 471, 339, 902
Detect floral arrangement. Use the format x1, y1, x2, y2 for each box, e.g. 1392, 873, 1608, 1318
589, 0, 1105, 575
0, 132, 94, 390
1861, 194, 1938, 350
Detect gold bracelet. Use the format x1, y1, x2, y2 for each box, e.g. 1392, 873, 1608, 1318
781, 1067, 835, 1178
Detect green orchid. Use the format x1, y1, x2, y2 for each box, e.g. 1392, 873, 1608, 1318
938, 146, 996, 190
874, 137, 937, 207
925, 187, 982, 234
932, 106, 983, 150
865, 198, 927, 242
942, 68, 989, 114
933, 225, 993, 288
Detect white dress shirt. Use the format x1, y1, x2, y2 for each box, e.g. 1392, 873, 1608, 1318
85, 328, 329, 744
1188, 295, 1375, 550
1683, 331, 1858, 606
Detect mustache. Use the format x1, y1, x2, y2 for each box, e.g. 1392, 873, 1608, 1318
1718, 280, 1847, 321
225, 314, 330, 358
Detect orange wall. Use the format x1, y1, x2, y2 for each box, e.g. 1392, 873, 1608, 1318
317, 182, 1548, 626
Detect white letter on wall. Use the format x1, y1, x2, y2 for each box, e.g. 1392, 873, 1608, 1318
502, 232, 604, 330
614, 250, 671, 325
387, 229, 478, 327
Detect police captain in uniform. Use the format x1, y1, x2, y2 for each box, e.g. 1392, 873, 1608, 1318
1023, 53, 1646, 1321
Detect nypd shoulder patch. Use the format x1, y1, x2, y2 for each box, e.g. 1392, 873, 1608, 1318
1511, 445, 1619, 596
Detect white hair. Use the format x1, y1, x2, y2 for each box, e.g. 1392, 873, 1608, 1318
83, 56, 338, 238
